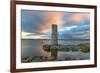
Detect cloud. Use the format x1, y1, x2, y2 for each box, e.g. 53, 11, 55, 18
21, 10, 90, 39
62, 12, 90, 27
21, 31, 47, 39
37, 11, 64, 33
21, 32, 33, 38
21, 31, 51, 39
73, 33, 90, 39
68, 13, 90, 23
72, 31, 89, 35
58, 24, 90, 39
58, 25, 78, 32
59, 30, 90, 39
71, 24, 90, 33
22, 32, 32, 36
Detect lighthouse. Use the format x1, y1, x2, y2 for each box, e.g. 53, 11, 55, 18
51, 24, 58, 60
51, 24, 58, 45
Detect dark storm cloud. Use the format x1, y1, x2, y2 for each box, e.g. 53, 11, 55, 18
58, 22, 90, 39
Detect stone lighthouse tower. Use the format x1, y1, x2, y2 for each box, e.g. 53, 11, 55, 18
51, 24, 58, 45
51, 24, 58, 60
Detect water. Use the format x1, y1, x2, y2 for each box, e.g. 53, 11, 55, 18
21, 39, 90, 62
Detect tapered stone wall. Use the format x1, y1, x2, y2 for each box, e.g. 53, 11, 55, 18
51, 24, 58, 45
51, 24, 58, 60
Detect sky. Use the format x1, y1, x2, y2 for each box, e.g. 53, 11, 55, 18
21, 9, 90, 39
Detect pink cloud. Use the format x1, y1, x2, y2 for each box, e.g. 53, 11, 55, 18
68, 13, 90, 24
37, 12, 89, 34
37, 11, 64, 33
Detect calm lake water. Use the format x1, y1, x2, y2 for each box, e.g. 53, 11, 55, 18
21, 39, 90, 61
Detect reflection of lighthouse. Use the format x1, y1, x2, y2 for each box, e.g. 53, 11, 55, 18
51, 24, 58, 60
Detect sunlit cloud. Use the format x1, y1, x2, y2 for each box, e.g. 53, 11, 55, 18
22, 32, 32, 37
21, 31, 51, 39
61, 13, 90, 27
65, 26, 78, 31
67, 13, 90, 24
22, 32, 44, 39
37, 11, 64, 33
59, 25, 78, 32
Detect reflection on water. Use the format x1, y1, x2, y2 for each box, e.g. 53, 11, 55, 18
21, 39, 90, 62
58, 51, 89, 60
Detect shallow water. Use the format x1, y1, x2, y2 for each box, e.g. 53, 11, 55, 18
21, 39, 90, 61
